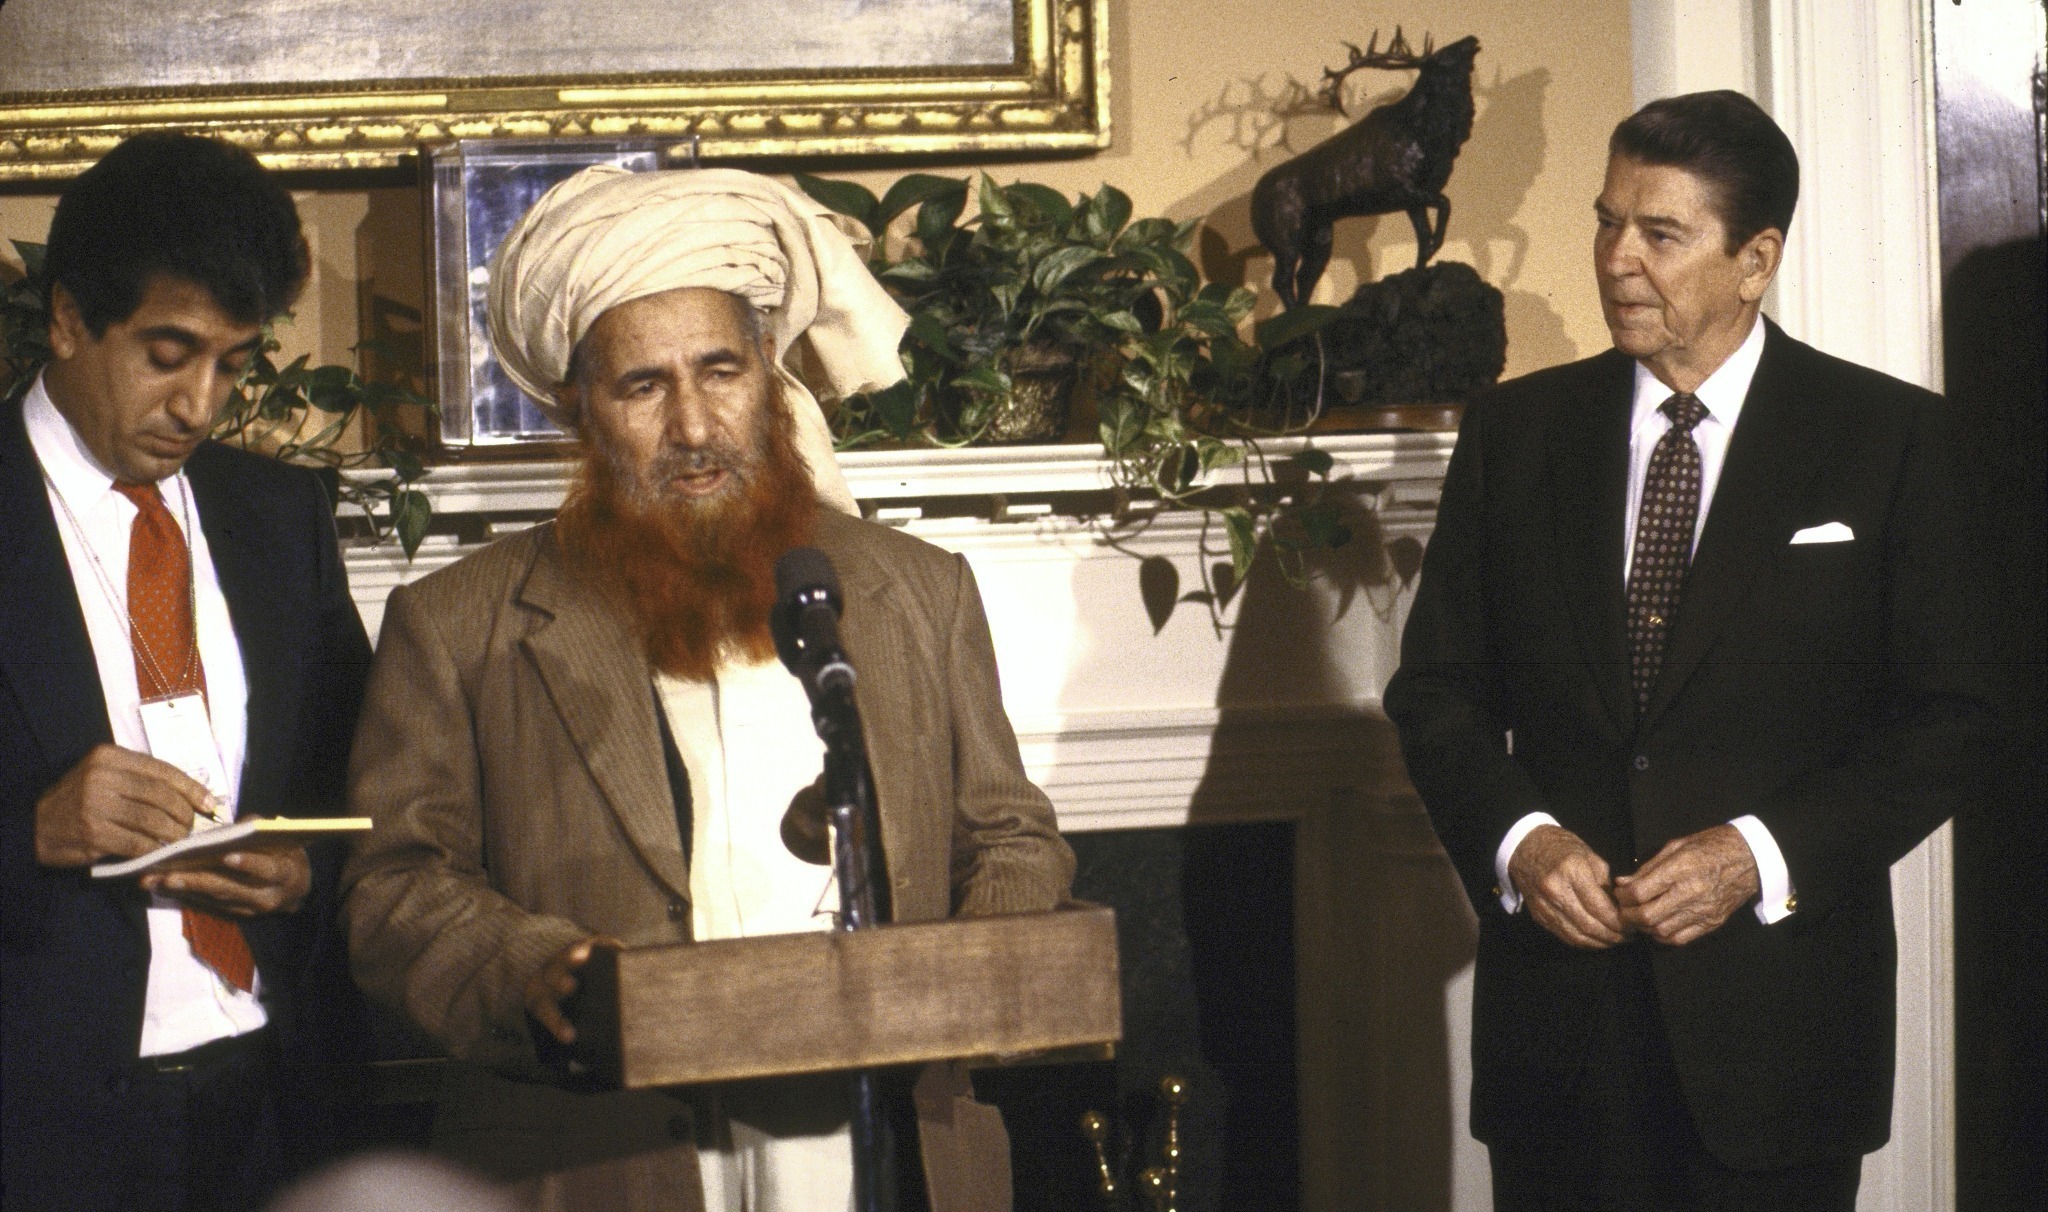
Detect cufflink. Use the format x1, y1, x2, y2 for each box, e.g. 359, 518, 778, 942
1492, 884, 1504, 898
1784, 894, 1798, 912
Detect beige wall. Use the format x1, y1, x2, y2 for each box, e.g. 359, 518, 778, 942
0, 0, 1631, 388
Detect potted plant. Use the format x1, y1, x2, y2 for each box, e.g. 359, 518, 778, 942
799, 173, 1364, 589
797, 172, 1222, 445
3, 239, 439, 555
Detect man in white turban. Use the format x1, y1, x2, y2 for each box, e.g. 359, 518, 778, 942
487, 165, 909, 513
342, 166, 1073, 1212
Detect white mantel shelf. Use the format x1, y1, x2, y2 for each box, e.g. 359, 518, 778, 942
344, 430, 1458, 516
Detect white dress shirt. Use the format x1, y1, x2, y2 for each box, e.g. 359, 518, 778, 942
1495, 319, 1796, 926
25, 377, 267, 1055
656, 657, 851, 1211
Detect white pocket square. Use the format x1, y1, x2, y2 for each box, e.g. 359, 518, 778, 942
1790, 522, 1854, 545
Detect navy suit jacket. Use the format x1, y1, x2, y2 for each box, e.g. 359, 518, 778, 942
0, 398, 373, 1207
1385, 319, 2000, 1169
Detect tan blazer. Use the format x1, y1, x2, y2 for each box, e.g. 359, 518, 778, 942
343, 507, 1074, 1210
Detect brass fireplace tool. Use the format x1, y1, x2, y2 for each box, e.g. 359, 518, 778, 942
1081, 1074, 1187, 1212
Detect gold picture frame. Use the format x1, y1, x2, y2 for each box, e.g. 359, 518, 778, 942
0, 0, 1107, 182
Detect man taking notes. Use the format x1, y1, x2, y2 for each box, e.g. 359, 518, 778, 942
342, 166, 1072, 1211
1385, 92, 2000, 1210
1, 134, 372, 1211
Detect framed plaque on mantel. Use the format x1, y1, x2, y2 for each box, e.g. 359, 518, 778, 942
425, 138, 683, 453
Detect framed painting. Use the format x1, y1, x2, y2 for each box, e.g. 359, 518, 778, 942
0, 0, 1107, 181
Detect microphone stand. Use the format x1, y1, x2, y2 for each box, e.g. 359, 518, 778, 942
810, 680, 898, 1212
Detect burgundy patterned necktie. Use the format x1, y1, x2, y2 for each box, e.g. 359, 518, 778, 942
114, 481, 257, 994
1625, 392, 1708, 716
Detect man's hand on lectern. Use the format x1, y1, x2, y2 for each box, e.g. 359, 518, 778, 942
525, 935, 621, 1045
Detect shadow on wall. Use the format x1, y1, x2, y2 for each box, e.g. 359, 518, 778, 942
1175, 62, 1579, 375
1458, 66, 1581, 375
1186, 498, 1477, 1212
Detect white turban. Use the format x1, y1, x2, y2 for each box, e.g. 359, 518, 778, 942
486, 166, 911, 513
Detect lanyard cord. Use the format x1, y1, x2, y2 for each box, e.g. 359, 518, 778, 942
42, 467, 205, 700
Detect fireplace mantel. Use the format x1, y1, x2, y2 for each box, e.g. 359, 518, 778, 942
342, 432, 1456, 835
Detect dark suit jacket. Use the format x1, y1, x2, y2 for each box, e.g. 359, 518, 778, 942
1384, 319, 1999, 1170
0, 399, 373, 1209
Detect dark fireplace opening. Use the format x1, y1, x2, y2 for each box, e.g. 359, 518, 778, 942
977, 821, 1300, 1212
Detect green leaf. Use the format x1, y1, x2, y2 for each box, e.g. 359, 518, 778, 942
862, 379, 922, 438
391, 488, 432, 559
916, 190, 969, 247
976, 173, 1015, 224
1086, 185, 1133, 243
793, 173, 880, 233
1115, 217, 1179, 251
878, 174, 966, 226
1221, 506, 1259, 582
1003, 182, 1072, 227
951, 364, 1010, 395
1196, 440, 1243, 474
989, 280, 1022, 319
1255, 304, 1343, 350
383, 448, 427, 482
10, 239, 47, 281
1220, 285, 1257, 324
1151, 247, 1200, 299
303, 364, 357, 411
955, 397, 991, 436
1177, 299, 1233, 337
879, 257, 938, 284
1030, 245, 1102, 297
904, 312, 960, 362
1099, 310, 1145, 334
1293, 447, 1335, 477
1098, 397, 1143, 453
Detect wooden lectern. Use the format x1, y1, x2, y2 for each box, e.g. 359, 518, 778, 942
567, 905, 1122, 1090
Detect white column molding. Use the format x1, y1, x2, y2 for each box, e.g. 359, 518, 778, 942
1764, 0, 1944, 389
1755, 3, 1952, 1210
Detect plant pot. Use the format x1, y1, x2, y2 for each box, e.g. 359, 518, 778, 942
986, 344, 1078, 444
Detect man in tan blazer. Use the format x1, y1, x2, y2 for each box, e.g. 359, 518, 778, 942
342, 168, 1073, 1211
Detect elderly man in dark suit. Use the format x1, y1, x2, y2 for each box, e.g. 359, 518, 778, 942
0, 134, 371, 1211
1385, 91, 1998, 1211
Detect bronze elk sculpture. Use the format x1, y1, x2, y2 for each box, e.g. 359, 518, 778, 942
1251, 30, 1481, 309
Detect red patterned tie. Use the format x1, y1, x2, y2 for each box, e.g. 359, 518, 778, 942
1625, 392, 1708, 717
114, 481, 256, 994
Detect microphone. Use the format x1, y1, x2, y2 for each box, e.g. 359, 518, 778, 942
773, 547, 856, 701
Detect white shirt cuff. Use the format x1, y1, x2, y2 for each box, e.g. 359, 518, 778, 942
1494, 812, 1560, 914
1730, 814, 1796, 924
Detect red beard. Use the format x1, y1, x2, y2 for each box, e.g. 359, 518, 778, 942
556, 385, 818, 681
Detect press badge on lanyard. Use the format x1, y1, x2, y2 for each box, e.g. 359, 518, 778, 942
138, 693, 235, 823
